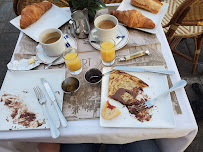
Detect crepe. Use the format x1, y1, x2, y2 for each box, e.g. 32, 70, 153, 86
102, 101, 121, 119
108, 70, 148, 105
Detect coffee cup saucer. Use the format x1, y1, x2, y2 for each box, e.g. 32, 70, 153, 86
36, 34, 77, 65
88, 24, 129, 51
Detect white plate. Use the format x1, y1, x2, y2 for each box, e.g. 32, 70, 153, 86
7, 56, 42, 71
117, 0, 169, 34
100, 66, 175, 128
10, 3, 71, 42
89, 24, 129, 51
36, 34, 77, 65
0, 69, 65, 131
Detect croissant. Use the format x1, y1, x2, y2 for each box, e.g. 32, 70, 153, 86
20, 2, 52, 29
111, 10, 155, 29
131, 0, 163, 14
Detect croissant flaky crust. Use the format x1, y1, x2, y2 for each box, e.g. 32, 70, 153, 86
131, 0, 163, 14
20, 2, 52, 29
111, 10, 155, 29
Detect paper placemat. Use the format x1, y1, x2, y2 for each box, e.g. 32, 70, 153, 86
14, 34, 38, 60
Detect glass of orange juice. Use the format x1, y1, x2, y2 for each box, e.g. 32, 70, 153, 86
100, 39, 115, 66
63, 48, 82, 75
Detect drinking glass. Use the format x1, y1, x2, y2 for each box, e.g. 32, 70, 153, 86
100, 39, 115, 66
63, 48, 82, 75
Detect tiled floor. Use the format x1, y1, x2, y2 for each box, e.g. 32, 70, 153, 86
0, 1, 203, 151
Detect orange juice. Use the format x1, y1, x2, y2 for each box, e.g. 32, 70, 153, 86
64, 52, 81, 71
100, 42, 115, 62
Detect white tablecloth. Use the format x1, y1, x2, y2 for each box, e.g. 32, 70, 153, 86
0, 5, 198, 152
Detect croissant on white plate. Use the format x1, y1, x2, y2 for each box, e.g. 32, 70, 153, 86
20, 2, 52, 29
111, 10, 155, 29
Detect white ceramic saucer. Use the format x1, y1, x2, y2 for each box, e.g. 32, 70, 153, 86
89, 24, 129, 51
36, 34, 77, 65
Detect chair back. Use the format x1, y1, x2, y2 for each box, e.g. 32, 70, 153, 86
165, 0, 203, 41
13, 0, 123, 16
169, 0, 203, 26
182, 0, 203, 26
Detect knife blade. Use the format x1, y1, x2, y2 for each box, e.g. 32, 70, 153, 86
114, 66, 175, 75
41, 78, 68, 127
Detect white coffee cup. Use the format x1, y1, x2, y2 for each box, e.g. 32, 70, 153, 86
39, 28, 65, 57
92, 14, 118, 41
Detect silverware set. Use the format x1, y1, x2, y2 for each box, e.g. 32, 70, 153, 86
33, 86, 60, 138
33, 78, 68, 138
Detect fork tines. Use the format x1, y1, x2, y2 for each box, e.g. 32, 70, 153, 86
33, 86, 45, 103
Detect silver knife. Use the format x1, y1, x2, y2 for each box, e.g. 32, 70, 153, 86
41, 78, 68, 127
89, 36, 125, 46
113, 66, 175, 75
45, 54, 63, 70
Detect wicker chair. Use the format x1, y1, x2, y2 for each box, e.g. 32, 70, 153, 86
162, 0, 203, 73
13, 0, 123, 15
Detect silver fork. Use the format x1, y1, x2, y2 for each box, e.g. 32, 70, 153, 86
33, 86, 60, 139
145, 80, 187, 108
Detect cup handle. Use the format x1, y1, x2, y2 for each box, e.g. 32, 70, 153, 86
36, 43, 43, 51
91, 28, 98, 40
